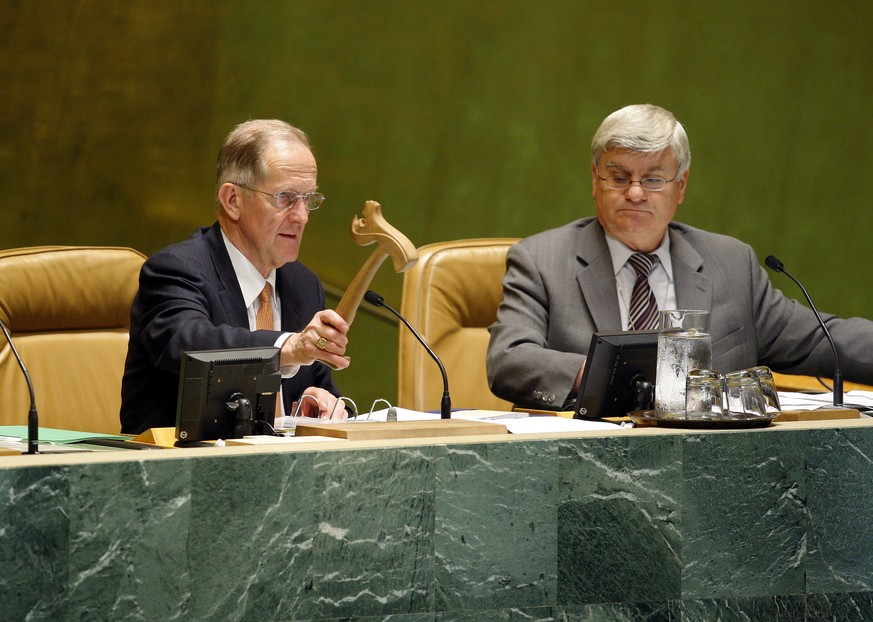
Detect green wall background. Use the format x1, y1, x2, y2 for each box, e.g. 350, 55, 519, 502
3, 1, 873, 410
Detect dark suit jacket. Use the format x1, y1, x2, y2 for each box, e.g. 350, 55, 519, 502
487, 217, 873, 409
120, 223, 341, 434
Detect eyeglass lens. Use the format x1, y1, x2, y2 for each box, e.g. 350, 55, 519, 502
276, 191, 324, 211
604, 176, 668, 191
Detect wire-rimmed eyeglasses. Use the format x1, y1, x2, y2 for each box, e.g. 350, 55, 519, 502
232, 182, 325, 212
596, 172, 679, 192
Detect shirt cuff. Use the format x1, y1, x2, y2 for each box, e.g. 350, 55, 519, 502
274, 332, 300, 378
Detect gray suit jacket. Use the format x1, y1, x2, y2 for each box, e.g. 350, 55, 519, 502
487, 217, 873, 409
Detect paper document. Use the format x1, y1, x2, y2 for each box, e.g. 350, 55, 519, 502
498, 416, 619, 434
337, 408, 618, 434
777, 390, 873, 411
0, 426, 131, 444
0, 426, 132, 453
349, 408, 524, 423
226, 435, 346, 446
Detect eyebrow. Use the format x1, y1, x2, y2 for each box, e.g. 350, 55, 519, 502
275, 186, 320, 193
603, 162, 668, 174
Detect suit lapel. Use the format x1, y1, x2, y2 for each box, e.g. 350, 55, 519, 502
575, 221, 713, 329
204, 223, 250, 328
276, 267, 302, 332
575, 220, 623, 332
669, 227, 712, 310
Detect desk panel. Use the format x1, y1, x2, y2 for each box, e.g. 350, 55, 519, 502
1, 420, 871, 621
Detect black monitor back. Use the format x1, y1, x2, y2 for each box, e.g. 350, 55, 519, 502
176, 347, 281, 442
573, 331, 658, 419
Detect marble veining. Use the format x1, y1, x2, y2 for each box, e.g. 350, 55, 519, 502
805, 427, 873, 594
557, 435, 683, 604
433, 441, 558, 613
2, 423, 872, 620
681, 430, 807, 599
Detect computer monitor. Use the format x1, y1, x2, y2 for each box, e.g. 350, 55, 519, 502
572, 331, 659, 420
175, 346, 282, 443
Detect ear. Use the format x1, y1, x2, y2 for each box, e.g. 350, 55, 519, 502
217, 182, 242, 222
591, 162, 599, 198
675, 168, 690, 205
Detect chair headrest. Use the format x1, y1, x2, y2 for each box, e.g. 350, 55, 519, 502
0, 246, 146, 331
414, 239, 518, 329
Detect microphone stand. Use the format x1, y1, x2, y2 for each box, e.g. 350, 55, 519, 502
364, 290, 452, 419
765, 256, 843, 407
0, 319, 38, 453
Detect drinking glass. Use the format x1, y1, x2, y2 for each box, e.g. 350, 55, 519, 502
685, 369, 724, 420
655, 310, 712, 414
747, 366, 781, 414
724, 370, 767, 418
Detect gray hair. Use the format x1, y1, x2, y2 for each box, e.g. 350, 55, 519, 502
215, 119, 312, 202
591, 104, 691, 176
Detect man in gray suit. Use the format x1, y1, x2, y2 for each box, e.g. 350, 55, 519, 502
487, 104, 873, 411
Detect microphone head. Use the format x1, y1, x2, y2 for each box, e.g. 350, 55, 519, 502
364, 290, 384, 307
764, 255, 784, 272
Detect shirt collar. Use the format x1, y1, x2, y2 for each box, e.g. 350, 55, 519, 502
220, 229, 277, 308
605, 232, 674, 281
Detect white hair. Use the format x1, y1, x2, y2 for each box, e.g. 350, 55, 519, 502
591, 104, 691, 176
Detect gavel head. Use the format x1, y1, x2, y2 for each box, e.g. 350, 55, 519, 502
350, 201, 417, 272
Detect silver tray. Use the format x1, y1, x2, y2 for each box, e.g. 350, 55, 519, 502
629, 410, 776, 429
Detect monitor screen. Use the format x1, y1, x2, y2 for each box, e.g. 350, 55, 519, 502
175, 347, 282, 443
573, 331, 659, 419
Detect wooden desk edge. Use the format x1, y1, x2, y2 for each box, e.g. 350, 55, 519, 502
1, 417, 871, 468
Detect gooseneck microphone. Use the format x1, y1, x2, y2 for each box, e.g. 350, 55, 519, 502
765, 255, 843, 407
0, 319, 39, 453
364, 290, 452, 419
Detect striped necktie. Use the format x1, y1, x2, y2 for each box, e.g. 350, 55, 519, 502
256, 283, 274, 330
627, 253, 659, 330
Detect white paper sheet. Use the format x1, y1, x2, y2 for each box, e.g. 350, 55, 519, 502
342, 408, 619, 434
777, 390, 873, 411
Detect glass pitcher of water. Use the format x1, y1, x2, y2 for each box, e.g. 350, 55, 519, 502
654, 310, 712, 414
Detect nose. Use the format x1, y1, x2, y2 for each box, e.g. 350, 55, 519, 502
624, 182, 647, 201
285, 199, 310, 223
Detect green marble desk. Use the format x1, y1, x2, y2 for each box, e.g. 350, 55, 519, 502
1, 418, 871, 621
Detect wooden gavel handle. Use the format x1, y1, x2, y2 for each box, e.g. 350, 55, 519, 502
335, 250, 389, 325
321, 251, 388, 371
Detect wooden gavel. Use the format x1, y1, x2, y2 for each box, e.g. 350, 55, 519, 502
323, 200, 417, 369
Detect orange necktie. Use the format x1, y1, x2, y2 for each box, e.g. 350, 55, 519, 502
256, 283, 274, 330
255, 282, 283, 418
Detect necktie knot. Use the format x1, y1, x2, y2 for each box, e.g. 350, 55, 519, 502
628, 253, 657, 277
259, 283, 272, 303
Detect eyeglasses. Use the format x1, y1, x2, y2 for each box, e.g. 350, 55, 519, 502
232, 183, 324, 212
596, 172, 678, 192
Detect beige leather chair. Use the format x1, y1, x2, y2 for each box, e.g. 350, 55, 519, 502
0, 246, 146, 434
398, 238, 519, 412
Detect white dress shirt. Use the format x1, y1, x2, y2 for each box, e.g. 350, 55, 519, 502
605, 234, 678, 330
220, 232, 300, 417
